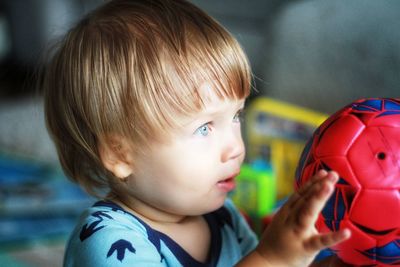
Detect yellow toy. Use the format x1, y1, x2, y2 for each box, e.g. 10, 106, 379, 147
245, 97, 327, 200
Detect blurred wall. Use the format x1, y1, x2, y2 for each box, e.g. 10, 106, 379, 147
0, 0, 399, 112
0, 0, 103, 97
261, 0, 400, 113
0, 0, 104, 66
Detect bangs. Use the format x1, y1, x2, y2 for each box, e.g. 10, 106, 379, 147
95, 0, 253, 145
145, 25, 252, 135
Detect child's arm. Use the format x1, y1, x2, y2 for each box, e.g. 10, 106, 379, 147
236, 170, 351, 267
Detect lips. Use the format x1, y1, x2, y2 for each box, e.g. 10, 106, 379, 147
217, 176, 237, 192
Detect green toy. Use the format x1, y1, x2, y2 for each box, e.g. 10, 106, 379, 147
230, 161, 276, 219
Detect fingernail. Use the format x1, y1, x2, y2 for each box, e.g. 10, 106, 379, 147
328, 171, 339, 182
342, 228, 351, 238
318, 169, 328, 177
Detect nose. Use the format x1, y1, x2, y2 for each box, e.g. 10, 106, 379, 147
220, 127, 245, 163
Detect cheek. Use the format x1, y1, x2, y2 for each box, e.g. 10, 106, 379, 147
167, 158, 215, 191
150, 140, 219, 185
177, 146, 217, 170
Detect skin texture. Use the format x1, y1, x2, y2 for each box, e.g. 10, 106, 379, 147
115, 87, 246, 221
100, 85, 350, 266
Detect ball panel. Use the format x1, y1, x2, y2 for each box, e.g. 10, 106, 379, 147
368, 114, 400, 128
318, 156, 361, 187
348, 127, 400, 188
295, 139, 314, 188
315, 114, 365, 158
363, 239, 400, 265
321, 186, 349, 227
351, 98, 400, 127
351, 189, 400, 232
383, 99, 400, 111
353, 99, 383, 112
331, 220, 378, 265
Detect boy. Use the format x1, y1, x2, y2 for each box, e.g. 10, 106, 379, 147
42, 0, 350, 266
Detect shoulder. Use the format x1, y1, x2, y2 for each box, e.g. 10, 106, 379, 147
78, 201, 148, 242
217, 198, 258, 257
64, 201, 166, 267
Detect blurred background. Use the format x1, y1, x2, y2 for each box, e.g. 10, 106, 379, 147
0, 0, 399, 266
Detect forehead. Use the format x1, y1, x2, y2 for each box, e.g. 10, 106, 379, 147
149, 83, 245, 147
187, 83, 244, 120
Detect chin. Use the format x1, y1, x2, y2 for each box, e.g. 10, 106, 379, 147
183, 195, 227, 216
206, 196, 227, 213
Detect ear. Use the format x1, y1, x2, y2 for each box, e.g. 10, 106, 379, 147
98, 134, 134, 179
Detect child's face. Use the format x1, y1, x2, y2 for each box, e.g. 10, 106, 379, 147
126, 83, 246, 217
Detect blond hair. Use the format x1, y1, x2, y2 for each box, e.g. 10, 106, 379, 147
43, 0, 252, 197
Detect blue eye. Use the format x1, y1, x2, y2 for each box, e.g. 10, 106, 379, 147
195, 124, 210, 136
233, 109, 244, 123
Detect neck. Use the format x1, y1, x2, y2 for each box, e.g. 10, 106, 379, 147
107, 194, 211, 263
108, 194, 189, 225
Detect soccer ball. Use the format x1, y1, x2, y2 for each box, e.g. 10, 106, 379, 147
295, 98, 400, 266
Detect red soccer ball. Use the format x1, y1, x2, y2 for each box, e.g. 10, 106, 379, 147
295, 98, 400, 266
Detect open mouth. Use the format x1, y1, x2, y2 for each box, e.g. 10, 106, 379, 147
217, 177, 236, 192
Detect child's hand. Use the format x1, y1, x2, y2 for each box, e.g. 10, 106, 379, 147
255, 170, 351, 267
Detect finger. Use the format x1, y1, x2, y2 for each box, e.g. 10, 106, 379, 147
278, 170, 337, 225
286, 169, 330, 208
292, 171, 339, 231
304, 228, 351, 251
297, 169, 329, 195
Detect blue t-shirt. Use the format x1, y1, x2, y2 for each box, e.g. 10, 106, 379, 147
64, 199, 258, 267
